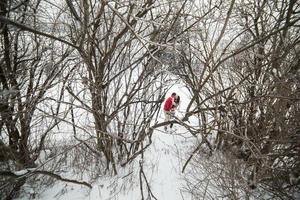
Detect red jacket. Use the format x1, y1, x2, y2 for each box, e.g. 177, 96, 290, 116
164, 97, 174, 111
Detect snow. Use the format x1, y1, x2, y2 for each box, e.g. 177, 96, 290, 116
15, 83, 196, 200
147, 131, 192, 199
19, 128, 193, 200
13, 170, 29, 176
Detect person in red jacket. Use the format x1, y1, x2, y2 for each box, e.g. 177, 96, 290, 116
163, 92, 177, 130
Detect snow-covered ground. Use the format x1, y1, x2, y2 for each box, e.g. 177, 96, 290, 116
16, 84, 199, 200
26, 129, 193, 200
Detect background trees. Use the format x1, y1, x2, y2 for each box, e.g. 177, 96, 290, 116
62, 0, 173, 174
0, 0, 75, 198
0, 0, 299, 199
179, 0, 300, 199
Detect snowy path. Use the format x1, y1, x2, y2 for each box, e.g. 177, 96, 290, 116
144, 128, 191, 200
137, 85, 194, 200
17, 85, 194, 200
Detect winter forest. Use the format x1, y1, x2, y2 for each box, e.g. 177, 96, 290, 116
0, 0, 299, 199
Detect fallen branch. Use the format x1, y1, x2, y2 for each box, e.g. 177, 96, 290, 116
0, 169, 92, 189
33, 170, 92, 189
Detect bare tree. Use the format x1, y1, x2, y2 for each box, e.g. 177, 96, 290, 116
177, 0, 300, 199
59, 0, 174, 175
0, 1, 90, 199
0, 0, 298, 199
